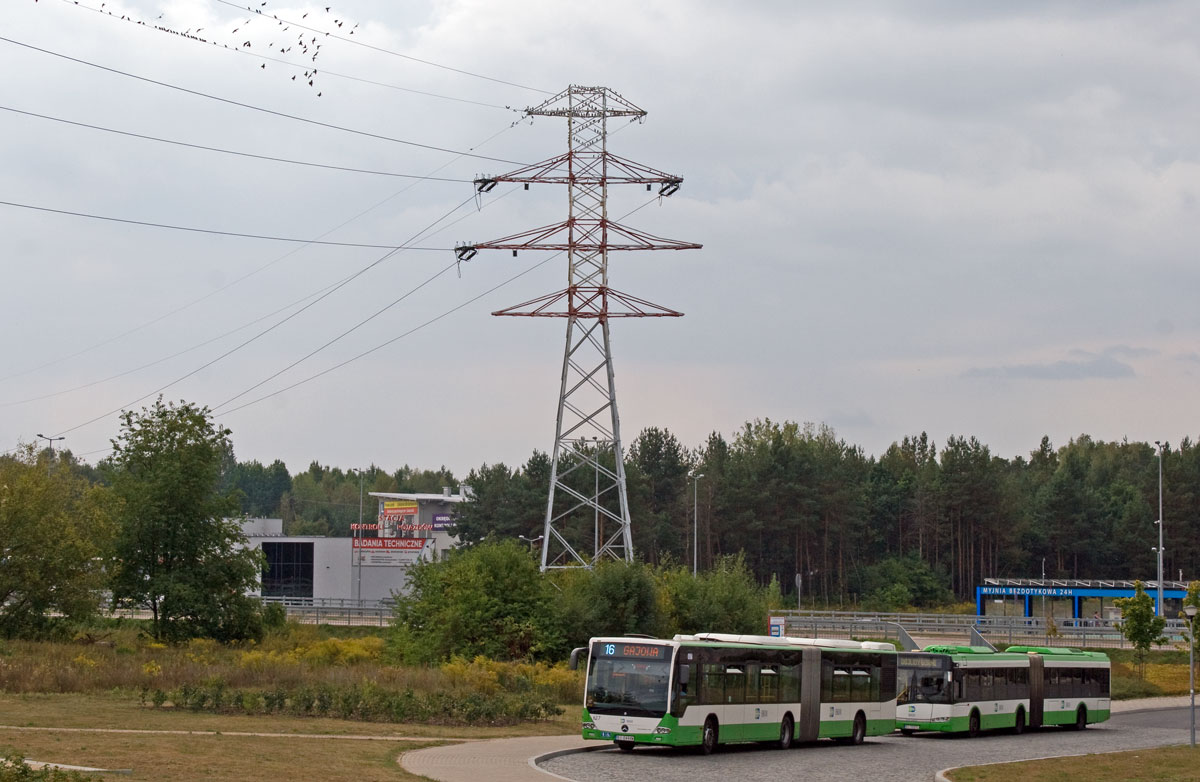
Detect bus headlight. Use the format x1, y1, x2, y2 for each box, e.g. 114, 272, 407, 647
582, 722, 595, 730
653, 727, 672, 734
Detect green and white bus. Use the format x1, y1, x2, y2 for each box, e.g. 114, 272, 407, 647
896, 645, 1111, 736
575, 633, 897, 753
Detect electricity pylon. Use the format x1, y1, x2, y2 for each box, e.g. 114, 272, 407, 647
457, 86, 700, 570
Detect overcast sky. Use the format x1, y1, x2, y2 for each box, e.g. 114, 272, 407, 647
2, 0, 1198, 476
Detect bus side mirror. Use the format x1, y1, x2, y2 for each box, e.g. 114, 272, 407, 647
569, 647, 587, 670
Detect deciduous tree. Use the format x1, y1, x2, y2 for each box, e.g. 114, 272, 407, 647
105, 398, 264, 643
0, 445, 113, 638
1114, 580, 1166, 679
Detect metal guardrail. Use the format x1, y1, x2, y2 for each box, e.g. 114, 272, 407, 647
260, 596, 394, 610
258, 596, 394, 626
776, 610, 1192, 649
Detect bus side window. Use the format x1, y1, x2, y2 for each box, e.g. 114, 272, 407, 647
760, 665, 779, 703
964, 670, 979, 701
832, 667, 851, 702
724, 666, 745, 704
821, 658, 833, 702
701, 664, 724, 705
677, 662, 697, 704
779, 664, 801, 703
850, 667, 870, 702
744, 665, 760, 704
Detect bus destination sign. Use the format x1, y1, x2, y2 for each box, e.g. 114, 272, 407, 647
594, 642, 668, 661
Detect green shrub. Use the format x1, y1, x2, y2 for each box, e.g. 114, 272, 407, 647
1, 755, 97, 781
262, 603, 288, 631
146, 680, 562, 726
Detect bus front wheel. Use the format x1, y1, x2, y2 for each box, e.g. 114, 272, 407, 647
701, 717, 719, 755
967, 710, 981, 738
838, 712, 866, 745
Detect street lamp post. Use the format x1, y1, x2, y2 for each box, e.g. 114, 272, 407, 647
1186, 603, 1197, 748
356, 469, 364, 604
1156, 440, 1165, 617
690, 472, 705, 576
1042, 557, 1047, 642
35, 433, 65, 473
519, 534, 544, 554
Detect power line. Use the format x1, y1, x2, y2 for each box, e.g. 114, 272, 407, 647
210, 0, 554, 96
211, 188, 521, 412
0, 199, 450, 250
56, 0, 518, 111
217, 196, 665, 417
0, 279, 341, 409
0, 110, 525, 388
44, 191, 482, 439
0, 105, 470, 181
3, 179, 504, 410
0, 35, 525, 165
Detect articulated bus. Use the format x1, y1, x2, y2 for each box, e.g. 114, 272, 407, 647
896, 645, 1111, 736
575, 633, 897, 753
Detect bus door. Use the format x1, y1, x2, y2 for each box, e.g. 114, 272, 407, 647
1028, 655, 1044, 728
721, 663, 746, 739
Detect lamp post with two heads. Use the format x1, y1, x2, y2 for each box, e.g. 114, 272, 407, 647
1186, 602, 1197, 748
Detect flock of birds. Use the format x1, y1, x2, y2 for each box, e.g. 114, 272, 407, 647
56, 0, 362, 96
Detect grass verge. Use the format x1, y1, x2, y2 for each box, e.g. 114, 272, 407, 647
946, 746, 1200, 781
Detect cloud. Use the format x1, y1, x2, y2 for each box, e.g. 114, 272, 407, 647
964, 354, 1135, 381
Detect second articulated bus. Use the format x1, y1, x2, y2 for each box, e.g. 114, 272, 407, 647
575, 633, 898, 753
896, 645, 1111, 736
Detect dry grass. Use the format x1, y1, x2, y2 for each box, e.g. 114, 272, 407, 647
947, 746, 1200, 781
0, 729, 441, 782
0, 693, 580, 738
0, 625, 584, 704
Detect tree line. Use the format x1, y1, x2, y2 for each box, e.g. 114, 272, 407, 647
178, 418, 1200, 607
8, 405, 1196, 639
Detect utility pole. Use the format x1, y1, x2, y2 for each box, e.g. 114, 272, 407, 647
459, 86, 700, 571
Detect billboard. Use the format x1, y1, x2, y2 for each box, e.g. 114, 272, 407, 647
353, 537, 430, 567
378, 500, 419, 538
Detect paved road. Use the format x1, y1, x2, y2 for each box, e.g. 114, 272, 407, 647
540, 708, 1192, 782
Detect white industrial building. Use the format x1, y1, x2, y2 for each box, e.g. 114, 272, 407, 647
240, 487, 469, 604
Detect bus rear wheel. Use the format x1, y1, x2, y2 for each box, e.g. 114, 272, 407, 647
1072, 706, 1087, 731
700, 717, 719, 755
777, 714, 794, 749
1013, 707, 1026, 735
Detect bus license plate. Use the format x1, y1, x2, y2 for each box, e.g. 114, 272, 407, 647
615, 735, 635, 743
904, 724, 919, 730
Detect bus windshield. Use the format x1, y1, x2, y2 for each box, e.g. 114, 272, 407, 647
586, 642, 671, 718
897, 654, 953, 705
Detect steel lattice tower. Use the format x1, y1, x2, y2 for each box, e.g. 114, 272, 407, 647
457, 85, 700, 570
